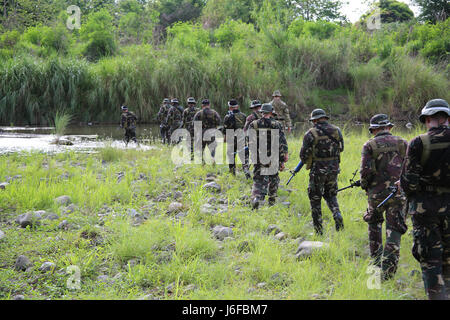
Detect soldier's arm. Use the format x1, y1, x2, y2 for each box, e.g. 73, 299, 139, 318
223, 114, 231, 129
299, 131, 314, 163
360, 142, 374, 190
400, 138, 423, 196
338, 129, 344, 152
279, 123, 288, 162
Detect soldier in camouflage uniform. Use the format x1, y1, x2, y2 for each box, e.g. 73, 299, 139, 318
166, 98, 184, 144
300, 109, 344, 235
193, 99, 222, 163
400, 99, 450, 300
182, 97, 200, 159
223, 99, 250, 177
244, 100, 262, 132
120, 105, 138, 145
360, 114, 408, 281
270, 90, 292, 134
248, 103, 288, 209
157, 98, 171, 144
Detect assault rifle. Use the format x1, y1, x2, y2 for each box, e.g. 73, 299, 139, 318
286, 160, 304, 186
338, 170, 361, 192
376, 186, 398, 209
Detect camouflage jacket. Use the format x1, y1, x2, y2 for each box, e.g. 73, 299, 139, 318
300, 121, 344, 174
244, 111, 261, 132
224, 110, 247, 130
121, 111, 137, 129
157, 103, 171, 125
400, 126, 450, 197
360, 132, 408, 199
193, 107, 222, 131
182, 106, 200, 133
270, 99, 292, 129
166, 105, 184, 128
248, 116, 288, 166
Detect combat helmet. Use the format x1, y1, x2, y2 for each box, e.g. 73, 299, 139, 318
272, 90, 282, 97
250, 100, 262, 109
163, 98, 170, 104
121, 105, 128, 111
369, 114, 394, 132
187, 97, 196, 104
309, 109, 329, 121
419, 99, 450, 123
171, 98, 179, 104
228, 99, 238, 107
260, 103, 274, 114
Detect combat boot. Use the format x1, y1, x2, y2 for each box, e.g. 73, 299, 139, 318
268, 197, 276, 207
334, 212, 344, 232
244, 168, 251, 180
251, 198, 260, 210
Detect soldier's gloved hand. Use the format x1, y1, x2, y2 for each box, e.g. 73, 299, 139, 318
280, 162, 286, 172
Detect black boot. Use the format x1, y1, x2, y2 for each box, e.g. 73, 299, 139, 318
334, 212, 344, 232
268, 197, 276, 207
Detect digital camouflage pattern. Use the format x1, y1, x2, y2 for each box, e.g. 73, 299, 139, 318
270, 98, 292, 131
157, 102, 171, 143
182, 105, 200, 158
400, 125, 450, 300
224, 109, 248, 175
248, 116, 288, 207
244, 110, 261, 132
360, 131, 408, 280
166, 104, 184, 140
300, 120, 344, 234
193, 107, 222, 160
121, 111, 138, 144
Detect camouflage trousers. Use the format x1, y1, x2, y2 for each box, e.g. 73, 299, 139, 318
169, 122, 182, 144
364, 194, 407, 280
226, 137, 249, 175
160, 125, 170, 144
409, 194, 450, 300
124, 128, 137, 144
251, 164, 280, 205
307, 171, 344, 234
201, 138, 217, 164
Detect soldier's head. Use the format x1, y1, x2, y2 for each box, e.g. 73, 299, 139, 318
260, 103, 274, 118
171, 98, 179, 106
202, 99, 210, 109
228, 99, 239, 111
419, 99, 450, 129
163, 98, 170, 105
369, 114, 394, 135
250, 100, 262, 112
121, 105, 128, 113
272, 90, 282, 101
309, 109, 329, 124
187, 97, 196, 107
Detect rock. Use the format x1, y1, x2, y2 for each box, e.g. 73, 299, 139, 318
127, 259, 139, 268
200, 203, 216, 215
183, 284, 197, 292
281, 202, 291, 208
207, 197, 217, 204
14, 255, 31, 271
127, 209, 140, 218
202, 182, 221, 193
257, 282, 267, 289
55, 195, 72, 206
0, 182, 9, 190
58, 220, 69, 230
97, 275, 110, 283
237, 240, 251, 253
172, 191, 183, 200
39, 262, 56, 272
212, 225, 233, 241
42, 212, 59, 220
62, 204, 77, 215
205, 174, 217, 182
15, 213, 41, 228
274, 232, 287, 241
116, 172, 125, 183
0, 230, 5, 241
138, 294, 155, 300
13, 295, 25, 300
266, 224, 281, 235
57, 139, 74, 146
167, 202, 183, 214
174, 212, 187, 220
166, 282, 175, 293
295, 241, 328, 259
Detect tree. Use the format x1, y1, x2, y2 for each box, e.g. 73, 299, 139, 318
118, 0, 159, 43
361, 0, 414, 24
413, 0, 449, 23
287, 0, 348, 22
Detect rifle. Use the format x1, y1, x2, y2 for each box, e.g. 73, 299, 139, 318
338, 170, 361, 192
376, 186, 398, 209
286, 160, 304, 186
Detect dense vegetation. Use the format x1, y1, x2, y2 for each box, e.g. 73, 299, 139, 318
0, 0, 448, 125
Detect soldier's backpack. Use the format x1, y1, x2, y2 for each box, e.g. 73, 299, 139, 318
418, 133, 450, 191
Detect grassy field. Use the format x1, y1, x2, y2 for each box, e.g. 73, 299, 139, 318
0, 127, 427, 300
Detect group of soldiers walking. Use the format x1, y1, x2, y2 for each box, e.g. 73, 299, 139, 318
131, 93, 450, 300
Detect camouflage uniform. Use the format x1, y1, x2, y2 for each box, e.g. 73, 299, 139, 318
182, 100, 200, 159
121, 109, 138, 144
400, 99, 450, 300
193, 101, 222, 161
248, 104, 288, 208
360, 115, 408, 280
223, 105, 249, 175
300, 109, 344, 235
157, 99, 171, 144
270, 90, 292, 132
166, 100, 184, 143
